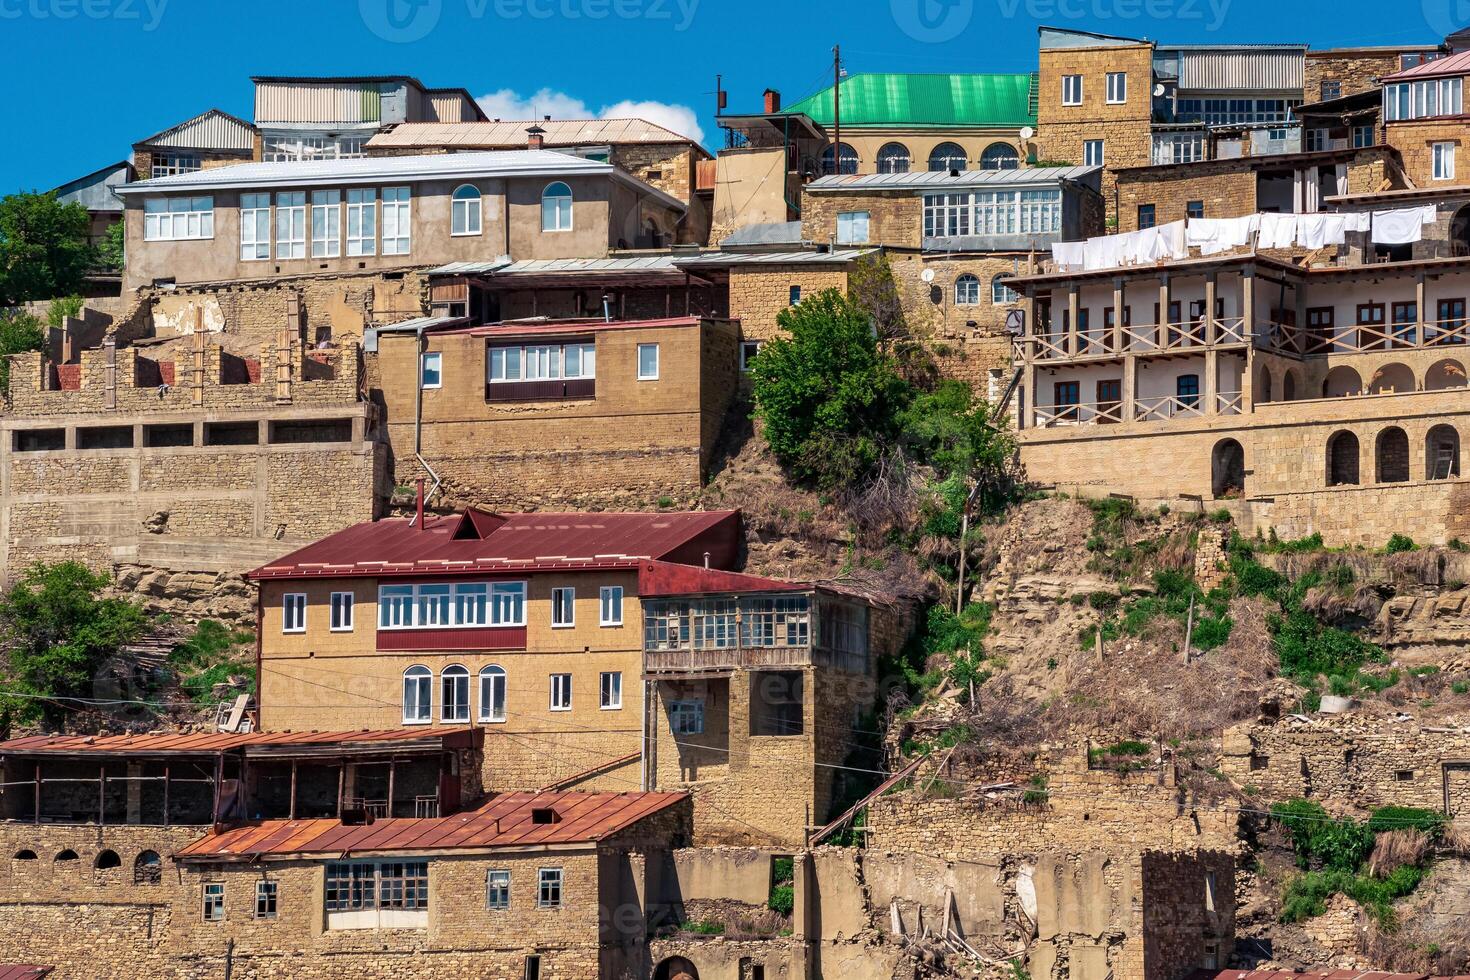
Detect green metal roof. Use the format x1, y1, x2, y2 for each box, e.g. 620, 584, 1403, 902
784, 73, 1038, 129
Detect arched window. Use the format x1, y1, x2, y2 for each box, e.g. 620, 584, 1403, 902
403, 665, 432, 724
1426, 358, 1467, 391
451, 184, 482, 236
12, 850, 35, 862
1427, 424, 1461, 480
1212, 440, 1246, 498
1257, 367, 1273, 404
992, 275, 1019, 305
1368, 362, 1415, 394
876, 143, 912, 174
95, 850, 121, 871
1323, 366, 1363, 399
54, 850, 78, 864
980, 142, 1020, 170
1283, 370, 1299, 402
928, 142, 968, 171
821, 143, 859, 176
1376, 427, 1410, 483
1327, 431, 1361, 486
133, 851, 162, 885
479, 665, 507, 723
955, 274, 981, 306
542, 182, 573, 232
441, 665, 470, 723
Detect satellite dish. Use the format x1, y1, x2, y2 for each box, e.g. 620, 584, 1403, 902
1153, 83, 1166, 97
1019, 126, 1035, 141
921, 269, 936, 284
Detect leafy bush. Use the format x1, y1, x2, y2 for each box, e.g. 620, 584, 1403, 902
0, 310, 44, 392
1271, 799, 1374, 872
0, 191, 96, 305
1280, 866, 1424, 926
45, 295, 82, 329
1367, 806, 1445, 838
169, 620, 256, 706
1385, 534, 1418, 554
680, 920, 725, 935
1274, 610, 1381, 682
767, 884, 794, 917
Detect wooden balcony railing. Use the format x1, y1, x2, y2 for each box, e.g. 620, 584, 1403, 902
1258, 318, 1470, 358
1031, 317, 1247, 361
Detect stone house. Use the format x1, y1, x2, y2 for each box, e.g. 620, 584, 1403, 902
1381, 49, 1470, 187
1007, 250, 1470, 546
114, 148, 689, 294
130, 108, 258, 183
370, 313, 740, 510
366, 118, 714, 246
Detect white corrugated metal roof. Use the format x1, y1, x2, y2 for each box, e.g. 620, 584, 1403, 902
1178, 49, 1305, 91
115, 150, 686, 212
136, 109, 256, 151
673, 249, 877, 267
805, 166, 1101, 193
720, 221, 806, 247
369, 118, 702, 149
424, 259, 514, 276
495, 256, 681, 274
118, 150, 609, 194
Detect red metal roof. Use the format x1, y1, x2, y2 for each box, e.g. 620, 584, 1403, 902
248, 509, 742, 581
1384, 49, 1470, 81
0, 728, 478, 757
176, 790, 688, 860
456, 317, 706, 339
0, 968, 51, 980
637, 559, 808, 598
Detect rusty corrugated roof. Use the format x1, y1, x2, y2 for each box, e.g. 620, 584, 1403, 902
1190, 970, 1470, 980
0, 728, 478, 757
638, 560, 808, 598
247, 510, 743, 581
0, 969, 51, 980
176, 790, 687, 860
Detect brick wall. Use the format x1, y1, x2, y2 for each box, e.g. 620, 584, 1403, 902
1387, 119, 1467, 186
612, 144, 711, 246
800, 192, 922, 249
1305, 52, 1406, 100
727, 266, 851, 342
1116, 165, 1257, 231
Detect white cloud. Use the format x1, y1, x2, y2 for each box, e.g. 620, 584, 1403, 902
476, 88, 705, 144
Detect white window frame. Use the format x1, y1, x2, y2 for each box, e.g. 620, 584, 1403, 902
441, 665, 470, 723
836, 210, 871, 245
282, 593, 306, 634
637, 344, 660, 381
740, 340, 763, 372
254, 880, 277, 919
402, 666, 432, 725
537, 867, 563, 908
1352, 124, 1375, 148
142, 196, 214, 242
1062, 74, 1083, 107
151, 152, 200, 178
275, 192, 306, 259
311, 190, 341, 258
202, 882, 225, 922
670, 699, 704, 735
1434, 141, 1457, 181
923, 189, 1062, 239
599, 586, 623, 626
381, 186, 411, 255
478, 665, 507, 723
452, 184, 483, 236
346, 188, 377, 256
240, 193, 271, 261
600, 671, 622, 710
992, 275, 1019, 305
1106, 72, 1127, 105
329, 592, 354, 632
486, 869, 511, 909
379, 582, 526, 629
551, 587, 575, 629
542, 182, 573, 232
1084, 139, 1105, 168
955, 274, 981, 306
550, 673, 572, 712
420, 352, 443, 390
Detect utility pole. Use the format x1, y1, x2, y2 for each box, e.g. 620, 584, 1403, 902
833, 44, 842, 173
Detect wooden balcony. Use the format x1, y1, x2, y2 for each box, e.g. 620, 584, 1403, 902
1258, 317, 1470, 358
1029, 317, 1248, 364
643, 644, 868, 677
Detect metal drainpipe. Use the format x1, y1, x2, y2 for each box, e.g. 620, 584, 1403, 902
411, 326, 442, 527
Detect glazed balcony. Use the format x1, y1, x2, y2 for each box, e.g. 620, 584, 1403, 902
642, 594, 869, 676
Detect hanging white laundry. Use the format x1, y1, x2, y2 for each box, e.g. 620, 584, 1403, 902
1154, 220, 1188, 261
1051, 242, 1086, 270
1186, 219, 1222, 251
1343, 212, 1371, 233
1298, 213, 1349, 250
1258, 213, 1300, 249
1371, 205, 1438, 245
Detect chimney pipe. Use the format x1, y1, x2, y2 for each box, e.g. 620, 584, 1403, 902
527, 124, 546, 151
703, 551, 711, 569
415, 478, 426, 530
763, 88, 782, 114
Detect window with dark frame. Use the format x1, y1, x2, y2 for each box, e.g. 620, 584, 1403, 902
1392, 301, 1418, 346
1096, 379, 1122, 424
255, 880, 278, 919
486, 869, 510, 909
1054, 380, 1080, 421
1177, 375, 1201, 410
1357, 302, 1386, 350
537, 868, 563, 908
202, 883, 225, 921
1186, 200, 1204, 219
1137, 204, 1156, 229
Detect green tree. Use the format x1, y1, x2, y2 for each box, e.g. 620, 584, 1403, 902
899, 380, 1016, 496
750, 288, 909, 488
97, 220, 125, 271
0, 562, 148, 731
0, 191, 94, 305
46, 295, 83, 330
0, 310, 44, 394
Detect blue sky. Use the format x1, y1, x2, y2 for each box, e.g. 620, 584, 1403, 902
0, 0, 1456, 194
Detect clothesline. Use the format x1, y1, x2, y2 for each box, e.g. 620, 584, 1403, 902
1050, 206, 1439, 272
